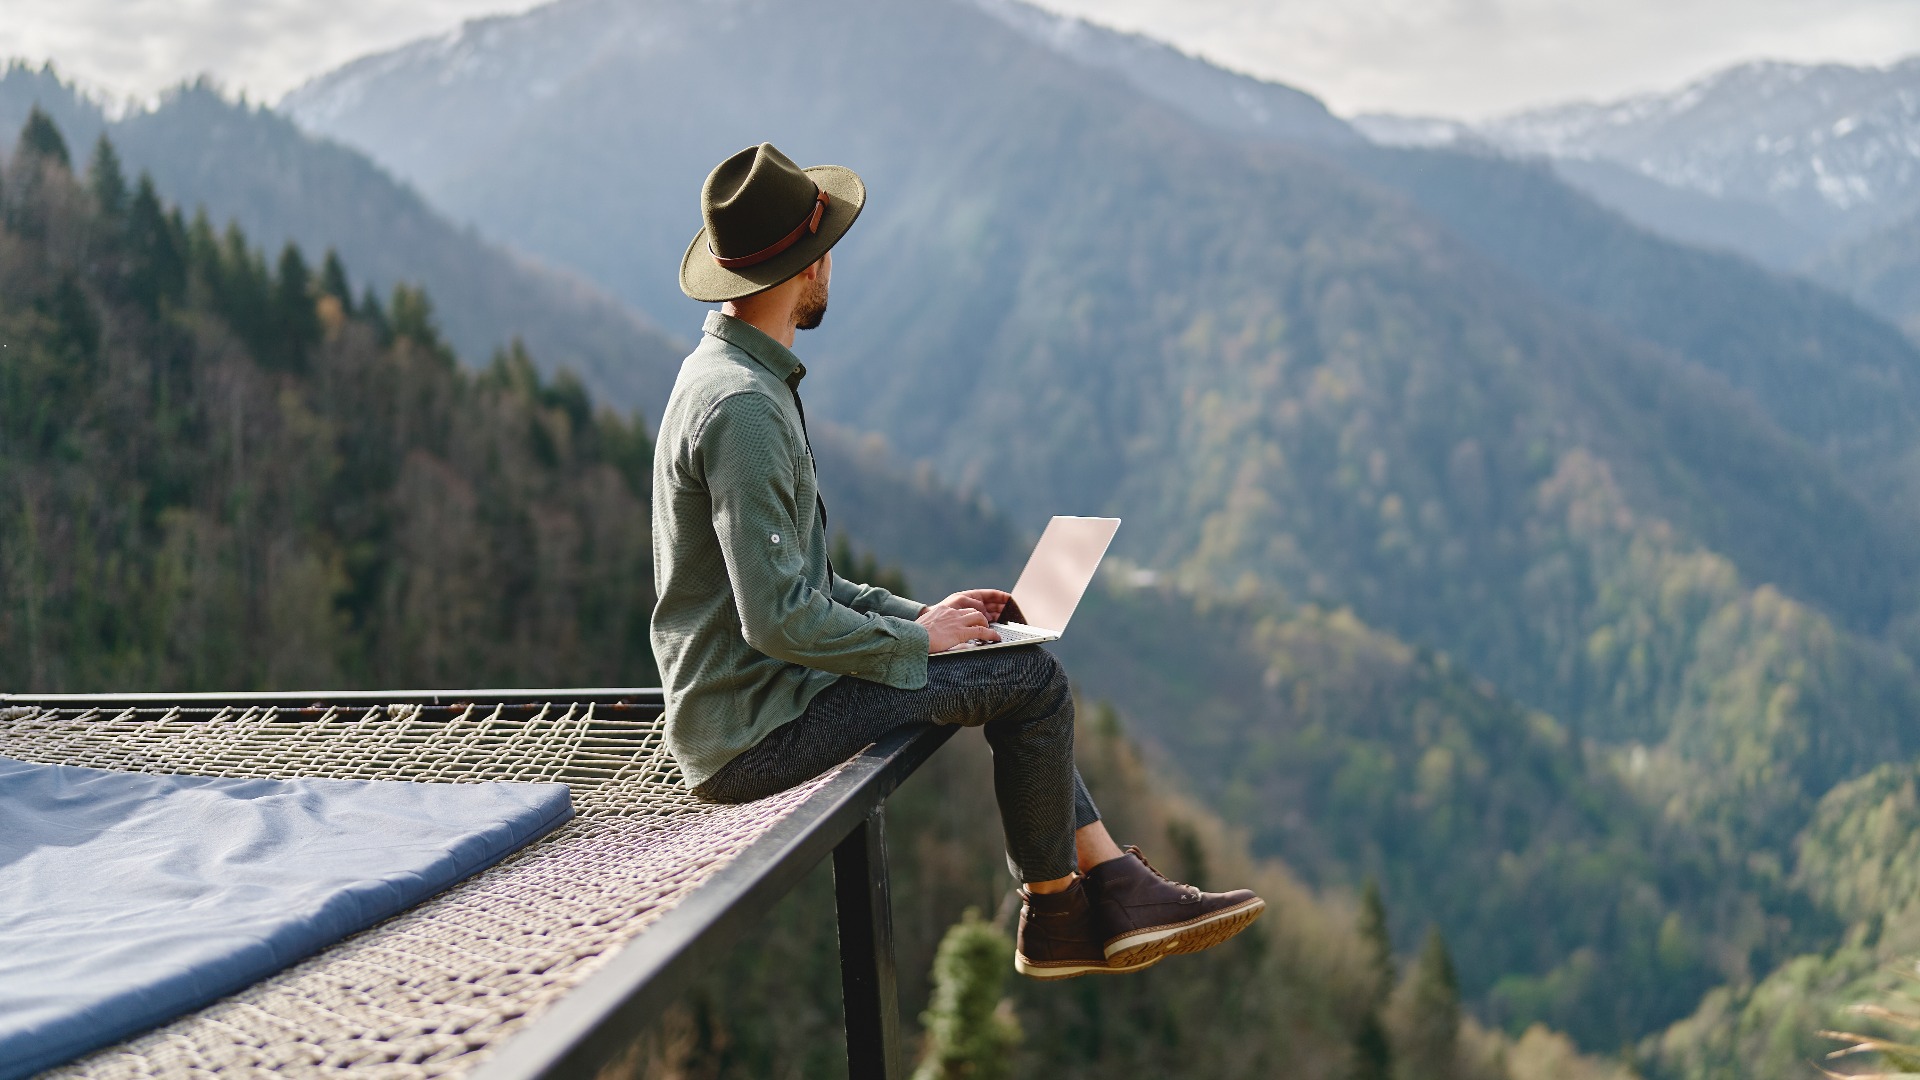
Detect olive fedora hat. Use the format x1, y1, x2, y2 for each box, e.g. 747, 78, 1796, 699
679, 142, 867, 303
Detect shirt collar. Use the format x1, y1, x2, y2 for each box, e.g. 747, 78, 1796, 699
703, 310, 806, 386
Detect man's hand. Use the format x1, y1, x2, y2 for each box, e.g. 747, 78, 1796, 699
916, 589, 1014, 653
930, 589, 1016, 622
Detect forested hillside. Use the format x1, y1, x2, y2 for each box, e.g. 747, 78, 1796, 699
0, 111, 1655, 1080
0, 62, 686, 416
0, 111, 657, 692
1817, 206, 1920, 344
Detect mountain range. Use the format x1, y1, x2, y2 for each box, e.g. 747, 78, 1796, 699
1353, 56, 1920, 340
10, 0, 1920, 1070
0, 61, 684, 411
270, 0, 1920, 1062
1, 96, 1650, 1080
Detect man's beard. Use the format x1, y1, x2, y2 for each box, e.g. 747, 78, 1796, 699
794, 276, 830, 331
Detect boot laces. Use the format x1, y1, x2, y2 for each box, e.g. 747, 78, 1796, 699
1124, 846, 1201, 902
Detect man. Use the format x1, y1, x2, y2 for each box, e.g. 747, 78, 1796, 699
652, 142, 1264, 978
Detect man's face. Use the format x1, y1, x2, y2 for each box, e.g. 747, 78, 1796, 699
794, 252, 831, 331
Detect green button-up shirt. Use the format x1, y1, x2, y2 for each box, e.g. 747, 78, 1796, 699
651, 312, 931, 787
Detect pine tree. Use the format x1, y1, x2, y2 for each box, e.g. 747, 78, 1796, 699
358, 285, 390, 341
87, 135, 128, 219
390, 283, 444, 355
1395, 927, 1461, 1080
125, 174, 186, 316
914, 909, 1020, 1080
1354, 879, 1395, 1080
1358, 879, 1395, 998
15, 106, 71, 169
213, 222, 272, 357
318, 249, 354, 316
270, 244, 322, 372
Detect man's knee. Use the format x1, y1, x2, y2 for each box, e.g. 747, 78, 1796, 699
1014, 646, 1068, 693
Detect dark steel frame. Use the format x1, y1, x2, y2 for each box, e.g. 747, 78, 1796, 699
0, 688, 955, 1080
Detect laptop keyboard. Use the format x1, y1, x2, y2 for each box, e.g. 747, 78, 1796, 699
947, 623, 1048, 651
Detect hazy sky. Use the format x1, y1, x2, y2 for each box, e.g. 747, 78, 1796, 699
4, 0, 1919, 119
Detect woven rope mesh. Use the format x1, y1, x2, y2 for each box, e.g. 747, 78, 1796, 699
0, 700, 841, 1077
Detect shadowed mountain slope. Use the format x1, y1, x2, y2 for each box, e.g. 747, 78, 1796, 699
1816, 205, 1920, 345
0, 63, 684, 410
1331, 143, 1920, 543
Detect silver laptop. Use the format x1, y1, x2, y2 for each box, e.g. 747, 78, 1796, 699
935, 516, 1120, 655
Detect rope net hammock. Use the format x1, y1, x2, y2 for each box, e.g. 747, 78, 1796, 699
0, 699, 837, 1077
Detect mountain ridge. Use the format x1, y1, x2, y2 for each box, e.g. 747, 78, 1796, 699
0, 62, 686, 412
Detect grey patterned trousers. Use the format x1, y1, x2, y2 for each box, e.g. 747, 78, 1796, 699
693, 646, 1100, 882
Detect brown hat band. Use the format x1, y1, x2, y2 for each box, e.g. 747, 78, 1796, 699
709, 188, 831, 269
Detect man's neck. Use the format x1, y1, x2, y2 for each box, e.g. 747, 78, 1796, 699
720, 301, 798, 349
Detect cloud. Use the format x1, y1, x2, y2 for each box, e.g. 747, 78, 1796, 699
1026, 0, 1920, 118
2, 0, 1916, 118
0, 0, 532, 105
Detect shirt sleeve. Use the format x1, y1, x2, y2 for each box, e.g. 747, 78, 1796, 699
697, 392, 929, 687
830, 572, 925, 620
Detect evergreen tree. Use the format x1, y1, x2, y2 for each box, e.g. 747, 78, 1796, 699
1359, 879, 1395, 998
358, 285, 390, 341
125, 174, 186, 316
389, 283, 444, 355
214, 222, 271, 354
270, 244, 322, 372
15, 106, 71, 169
87, 135, 128, 219
914, 909, 1020, 1080
829, 532, 911, 597
318, 249, 354, 316
1395, 927, 1462, 1080
1354, 879, 1395, 1080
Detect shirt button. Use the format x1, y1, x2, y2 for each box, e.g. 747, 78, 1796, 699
770, 533, 780, 544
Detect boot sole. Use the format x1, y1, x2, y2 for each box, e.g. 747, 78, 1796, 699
1014, 950, 1165, 980
1103, 897, 1266, 965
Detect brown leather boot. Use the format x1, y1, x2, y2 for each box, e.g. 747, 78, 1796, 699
1084, 846, 1266, 965
1015, 877, 1161, 979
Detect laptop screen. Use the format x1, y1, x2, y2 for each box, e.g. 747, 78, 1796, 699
1009, 517, 1121, 633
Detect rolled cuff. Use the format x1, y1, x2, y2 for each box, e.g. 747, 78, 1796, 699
853, 617, 929, 689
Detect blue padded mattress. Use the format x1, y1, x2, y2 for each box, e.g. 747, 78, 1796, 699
0, 755, 573, 1079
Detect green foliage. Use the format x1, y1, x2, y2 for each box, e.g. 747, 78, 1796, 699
1641, 761, 1920, 1079
830, 531, 912, 599
913, 908, 1021, 1080
123, 173, 186, 315
1395, 928, 1464, 1080
318, 249, 353, 316
1361, 878, 1397, 999
16, 104, 69, 168
1052, 586, 1788, 1049
1798, 765, 1920, 928
268, 244, 322, 372
1819, 963, 1920, 1077
86, 134, 125, 218
0, 113, 657, 692
1357, 878, 1399, 1080
389, 282, 444, 355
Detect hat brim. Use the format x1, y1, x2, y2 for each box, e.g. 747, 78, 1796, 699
680, 165, 866, 303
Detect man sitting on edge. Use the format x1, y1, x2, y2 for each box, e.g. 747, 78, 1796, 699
651, 142, 1265, 978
